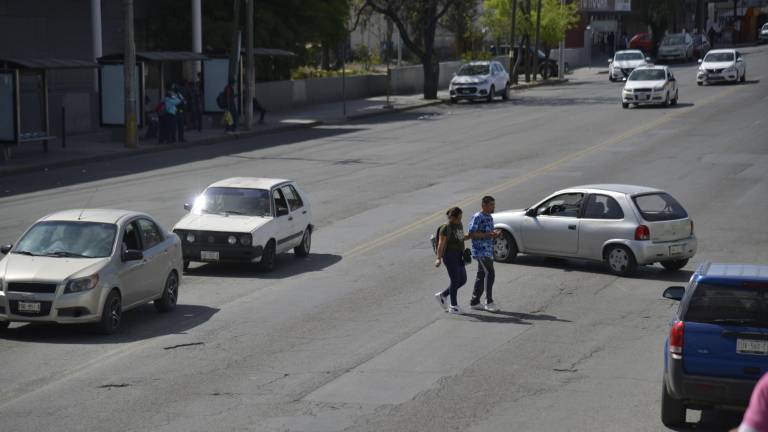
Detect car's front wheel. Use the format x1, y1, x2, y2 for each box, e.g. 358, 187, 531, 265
621, 102, 629, 109
493, 230, 518, 263
294, 227, 312, 257
740, 70, 746, 83
486, 85, 495, 102
671, 90, 678, 105
661, 259, 688, 271
661, 381, 686, 428
604, 245, 637, 276
501, 82, 510, 100
154, 271, 179, 313
258, 240, 277, 272
97, 290, 122, 335
0, 321, 9, 331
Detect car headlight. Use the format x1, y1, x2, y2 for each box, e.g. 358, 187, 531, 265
64, 274, 99, 294
725, 66, 736, 73
186, 233, 196, 243
654, 84, 666, 91
227, 235, 237, 245
476, 79, 488, 85
240, 235, 252, 246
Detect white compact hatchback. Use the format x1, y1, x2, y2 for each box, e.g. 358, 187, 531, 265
491, 185, 697, 276
608, 50, 650, 81
621, 65, 678, 108
697, 49, 746, 85
0, 209, 183, 334
173, 178, 313, 272
449, 61, 510, 103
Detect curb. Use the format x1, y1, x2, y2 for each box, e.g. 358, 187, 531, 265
0, 121, 323, 178
342, 99, 444, 122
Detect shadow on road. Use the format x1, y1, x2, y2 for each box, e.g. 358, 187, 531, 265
511, 95, 617, 106
187, 253, 342, 280
461, 310, 570, 324
500, 255, 695, 283
0, 303, 218, 344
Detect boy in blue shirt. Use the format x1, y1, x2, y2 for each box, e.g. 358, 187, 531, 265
468, 196, 501, 312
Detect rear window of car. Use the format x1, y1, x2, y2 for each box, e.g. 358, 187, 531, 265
684, 282, 768, 327
632, 192, 688, 221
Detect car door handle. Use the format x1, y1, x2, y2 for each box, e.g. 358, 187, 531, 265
568, 225, 577, 230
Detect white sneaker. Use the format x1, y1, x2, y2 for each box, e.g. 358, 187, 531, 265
448, 305, 462, 314
434, 292, 447, 309
470, 303, 485, 311
484, 302, 500, 312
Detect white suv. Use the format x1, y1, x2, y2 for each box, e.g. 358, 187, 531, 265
449, 61, 510, 103
173, 178, 313, 272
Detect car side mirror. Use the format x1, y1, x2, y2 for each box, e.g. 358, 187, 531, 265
697, 58, 702, 64
183, 203, 192, 211
525, 208, 537, 218
669, 76, 676, 82
663, 286, 685, 301
608, 58, 613, 63
276, 208, 289, 217
646, 57, 652, 62
0, 244, 12, 254
123, 249, 144, 262
736, 58, 743, 62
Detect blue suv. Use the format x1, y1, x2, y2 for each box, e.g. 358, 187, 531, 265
661, 263, 768, 428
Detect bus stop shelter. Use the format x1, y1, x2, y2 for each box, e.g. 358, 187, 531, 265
0, 58, 97, 161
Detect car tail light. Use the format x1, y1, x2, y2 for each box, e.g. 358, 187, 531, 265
669, 321, 684, 360
635, 225, 650, 241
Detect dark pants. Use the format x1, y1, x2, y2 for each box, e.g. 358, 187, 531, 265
159, 114, 175, 143
471, 257, 495, 305
191, 109, 202, 131
253, 99, 266, 123
226, 108, 239, 132
440, 251, 467, 307
176, 112, 185, 142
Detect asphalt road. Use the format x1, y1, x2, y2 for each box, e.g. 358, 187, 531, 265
0, 45, 767, 432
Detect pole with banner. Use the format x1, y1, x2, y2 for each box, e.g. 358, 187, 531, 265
123, 0, 137, 149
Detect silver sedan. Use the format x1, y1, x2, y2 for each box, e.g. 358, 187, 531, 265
492, 185, 697, 276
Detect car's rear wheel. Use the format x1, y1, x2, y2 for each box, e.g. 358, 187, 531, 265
661, 259, 688, 271
154, 271, 179, 313
661, 381, 686, 428
97, 290, 122, 335
258, 240, 277, 272
294, 227, 312, 257
487, 85, 495, 102
493, 230, 518, 263
604, 245, 637, 276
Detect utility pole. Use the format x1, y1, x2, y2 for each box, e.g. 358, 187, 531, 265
558, 0, 565, 80
228, 0, 241, 83
524, 0, 531, 82
244, 0, 254, 129
533, 0, 542, 81
510, 0, 518, 84
123, 0, 137, 148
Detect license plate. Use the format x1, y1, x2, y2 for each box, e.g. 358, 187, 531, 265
737, 339, 768, 355
18, 301, 41, 313
669, 245, 684, 255
200, 251, 220, 261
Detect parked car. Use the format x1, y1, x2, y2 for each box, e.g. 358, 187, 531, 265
173, 177, 313, 272
0, 209, 182, 334
492, 184, 696, 276
692, 34, 711, 58
510, 46, 564, 78
697, 49, 746, 85
621, 65, 679, 108
657, 33, 694, 63
449, 61, 510, 103
660, 263, 768, 428
608, 50, 650, 81
760, 23, 768, 43
628, 32, 654, 54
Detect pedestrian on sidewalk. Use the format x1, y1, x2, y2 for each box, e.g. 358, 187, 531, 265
252, 95, 266, 124
434, 207, 469, 314
468, 196, 501, 312
161, 90, 181, 143
223, 80, 239, 133
174, 84, 187, 143
188, 78, 203, 132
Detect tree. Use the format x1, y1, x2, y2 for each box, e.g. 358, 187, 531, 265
358, 0, 457, 99
635, 0, 685, 56
443, 0, 481, 58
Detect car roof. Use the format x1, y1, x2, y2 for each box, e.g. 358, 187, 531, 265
633, 64, 668, 71
697, 262, 768, 282
207, 177, 292, 190
615, 50, 643, 55
39, 209, 146, 224
568, 184, 662, 195
706, 48, 736, 54
465, 61, 491, 65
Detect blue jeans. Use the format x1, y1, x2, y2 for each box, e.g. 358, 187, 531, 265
441, 251, 467, 307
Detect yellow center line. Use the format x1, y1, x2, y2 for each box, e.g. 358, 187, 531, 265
343, 80, 751, 258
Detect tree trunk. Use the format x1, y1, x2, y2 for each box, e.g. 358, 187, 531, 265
533, 0, 542, 81
228, 0, 241, 83
422, 55, 440, 99
510, 0, 518, 84
524, 0, 532, 82
244, 0, 253, 129
123, 0, 137, 149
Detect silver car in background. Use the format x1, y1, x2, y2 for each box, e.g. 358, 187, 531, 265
492, 185, 697, 276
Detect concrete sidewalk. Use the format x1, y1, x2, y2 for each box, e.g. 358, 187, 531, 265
0, 78, 569, 177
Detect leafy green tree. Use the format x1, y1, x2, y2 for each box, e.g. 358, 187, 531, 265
482, 0, 577, 51
635, 0, 686, 56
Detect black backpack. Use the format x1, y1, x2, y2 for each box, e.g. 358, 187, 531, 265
430, 224, 446, 254
216, 91, 227, 109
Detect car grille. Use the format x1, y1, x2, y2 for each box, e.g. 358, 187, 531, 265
621, 68, 633, 76
9, 300, 53, 317
633, 88, 653, 93
456, 87, 477, 94
175, 230, 245, 247
706, 68, 723, 74
7, 282, 58, 293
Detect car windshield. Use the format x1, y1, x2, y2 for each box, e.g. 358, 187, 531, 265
457, 64, 489, 76
632, 193, 688, 221
196, 187, 271, 216
628, 69, 666, 81
616, 52, 644, 61
662, 35, 686, 45
704, 52, 734, 62
14, 221, 117, 258
685, 282, 768, 327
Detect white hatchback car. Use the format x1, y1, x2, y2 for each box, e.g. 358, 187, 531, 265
173, 178, 313, 272
608, 50, 650, 81
697, 49, 746, 85
621, 65, 679, 108
492, 185, 697, 276
0, 209, 183, 334
449, 61, 510, 103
